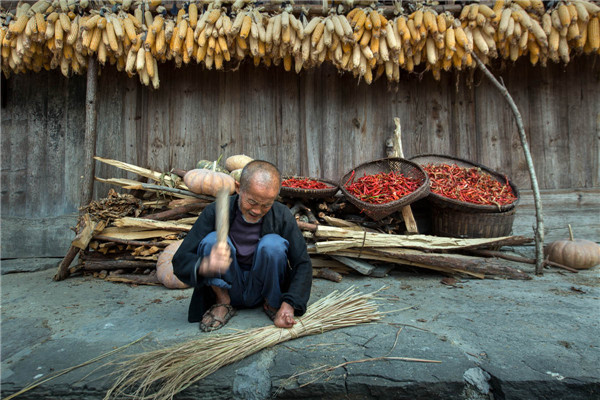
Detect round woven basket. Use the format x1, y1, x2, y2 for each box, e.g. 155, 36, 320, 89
409, 154, 520, 213
279, 176, 339, 199
432, 206, 517, 239
339, 157, 430, 221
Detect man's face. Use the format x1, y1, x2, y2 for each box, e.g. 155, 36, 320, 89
236, 179, 279, 223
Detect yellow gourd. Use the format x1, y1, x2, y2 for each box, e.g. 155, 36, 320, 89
225, 154, 254, 172
184, 162, 236, 196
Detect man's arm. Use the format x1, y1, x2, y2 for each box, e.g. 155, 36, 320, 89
172, 203, 216, 287
278, 205, 313, 316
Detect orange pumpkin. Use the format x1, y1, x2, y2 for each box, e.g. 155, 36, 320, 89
544, 226, 600, 270
184, 166, 236, 197
156, 241, 190, 289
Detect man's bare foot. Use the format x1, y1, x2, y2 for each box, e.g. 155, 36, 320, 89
264, 301, 296, 328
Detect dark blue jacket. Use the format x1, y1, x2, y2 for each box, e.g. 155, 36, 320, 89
173, 194, 312, 322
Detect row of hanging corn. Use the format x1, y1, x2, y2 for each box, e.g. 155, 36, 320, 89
1, 0, 599, 88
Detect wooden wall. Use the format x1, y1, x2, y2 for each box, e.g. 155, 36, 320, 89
1, 56, 599, 258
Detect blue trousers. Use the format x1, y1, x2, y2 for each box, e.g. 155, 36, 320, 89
197, 232, 289, 309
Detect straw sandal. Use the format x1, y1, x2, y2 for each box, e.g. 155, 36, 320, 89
200, 303, 236, 332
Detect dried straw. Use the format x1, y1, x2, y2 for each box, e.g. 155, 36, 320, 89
104, 287, 382, 400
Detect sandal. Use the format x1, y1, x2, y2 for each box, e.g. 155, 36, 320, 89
199, 303, 236, 332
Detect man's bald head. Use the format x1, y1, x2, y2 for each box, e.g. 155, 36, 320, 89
239, 160, 281, 193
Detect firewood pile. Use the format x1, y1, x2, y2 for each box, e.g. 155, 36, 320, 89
55, 156, 540, 287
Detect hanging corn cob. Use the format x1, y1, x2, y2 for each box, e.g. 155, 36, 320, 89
2, 1, 600, 85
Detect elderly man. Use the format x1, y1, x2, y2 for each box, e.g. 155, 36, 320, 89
173, 160, 312, 331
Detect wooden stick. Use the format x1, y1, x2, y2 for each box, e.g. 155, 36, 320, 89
105, 274, 161, 286
141, 203, 207, 221
297, 220, 318, 232
94, 156, 187, 190
83, 260, 158, 271
389, 117, 419, 234
470, 249, 579, 273
215, 188, 229, 245
113, 217, 192, 232
312, 268, 343, 282
54, 245, 80, 281
473, 54, 545, 275
92, 236, 171, 247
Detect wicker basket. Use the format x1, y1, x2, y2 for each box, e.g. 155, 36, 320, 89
432, 206, 517, 238
409, 154, 520, 213
339, 157, 430, 221
279, 176, 339, 199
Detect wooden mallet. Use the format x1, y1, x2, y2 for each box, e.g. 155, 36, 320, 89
215, 188, 230, 245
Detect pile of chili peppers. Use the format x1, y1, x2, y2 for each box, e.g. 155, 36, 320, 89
282, 177, 332, 190
423, 163, 517, 206
344, 170, 421, 204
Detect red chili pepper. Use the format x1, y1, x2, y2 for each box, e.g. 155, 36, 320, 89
423, 163, 516, 206
282, 177, 332, 190
344, 171, 420, 204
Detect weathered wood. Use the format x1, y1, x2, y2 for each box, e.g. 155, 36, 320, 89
72, 215, 107, 249
105, 273, 161, 286
315, 225, 532, 251
141, 203, 206, 220
330, 255, 376, 276
2, 59, 599, 261
95, 228, 179, 240
94, 156, 187, 189
92, 236, 173, 247
54, 246, 80, 281
469, 249, 579, 273
83, 260, 157, 271
312, 268, 343, 282
81, 58, 98, 207
113, 217, 192, 232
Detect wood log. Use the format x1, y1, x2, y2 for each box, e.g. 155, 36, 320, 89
320, 215, 362, 229
312, 268, 343, 282
113, 217, 192, 232
54, 245, 80, 281
94, 227, 180, 240
469, 249, 579, 273
168, 198, 207, 208
314, 225, 533, 251
373, 248, 531, 280
91, 236, 173, 248
297, 220, 318, 232
82, 260, 157, 271
141, 203, 207, 221
72, 215, 107, 249
105, 273, 161, 286
330, 255, 376, 275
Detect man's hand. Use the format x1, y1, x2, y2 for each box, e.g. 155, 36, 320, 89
198, 242, 231, 277
273, 301, 296, 328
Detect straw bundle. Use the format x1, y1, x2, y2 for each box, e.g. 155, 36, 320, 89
104, 287, 382, 400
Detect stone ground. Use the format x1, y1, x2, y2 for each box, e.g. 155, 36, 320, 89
1, 260, 599, 400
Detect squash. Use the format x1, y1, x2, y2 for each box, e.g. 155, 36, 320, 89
230, 168, 242, 182
184, 162, 236, 196
544, 225, 600, 270
225, 154, 253, 172
196, 155, 228, 174
156, 240, 189, 289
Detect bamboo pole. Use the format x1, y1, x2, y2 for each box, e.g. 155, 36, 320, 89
472, 54, 545, 275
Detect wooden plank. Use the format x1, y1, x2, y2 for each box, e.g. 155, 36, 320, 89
300, 69, 323, 177
331, 255, 376, 275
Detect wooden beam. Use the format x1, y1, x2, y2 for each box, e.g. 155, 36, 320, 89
81, 57, 98, 207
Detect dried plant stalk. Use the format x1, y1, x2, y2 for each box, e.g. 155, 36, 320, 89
104, 287, 382, 400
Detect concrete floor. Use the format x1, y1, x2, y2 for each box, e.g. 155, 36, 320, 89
1, 263, 599, 399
